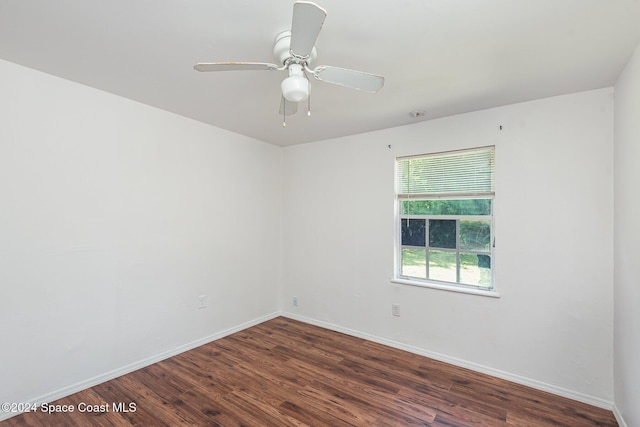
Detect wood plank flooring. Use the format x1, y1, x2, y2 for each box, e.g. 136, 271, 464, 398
2, 317, 617, 426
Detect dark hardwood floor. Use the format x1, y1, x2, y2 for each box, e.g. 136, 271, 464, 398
3, 317, 617, 426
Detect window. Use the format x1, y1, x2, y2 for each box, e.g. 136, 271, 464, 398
394, 146, 495, 294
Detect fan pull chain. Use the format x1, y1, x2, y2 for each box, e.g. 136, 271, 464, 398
307, 79, 312, 116
282, 96, 287, 127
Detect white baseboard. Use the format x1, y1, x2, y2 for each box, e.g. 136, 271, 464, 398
282, 312, 615, 411
613, 404, 628, 427
0, 311, 280, 422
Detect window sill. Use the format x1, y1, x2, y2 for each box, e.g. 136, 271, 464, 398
391, 277, 501, 298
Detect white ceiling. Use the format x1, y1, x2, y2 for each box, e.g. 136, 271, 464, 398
2, 0, 640, 147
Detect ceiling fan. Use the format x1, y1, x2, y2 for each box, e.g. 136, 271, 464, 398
194, 1, 384, 125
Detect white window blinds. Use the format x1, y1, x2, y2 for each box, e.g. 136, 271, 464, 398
397, 146, 495, 197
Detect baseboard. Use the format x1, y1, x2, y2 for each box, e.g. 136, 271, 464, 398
282, 312, 615, 411
0, 311, 280, 422
613, 404, 628, 427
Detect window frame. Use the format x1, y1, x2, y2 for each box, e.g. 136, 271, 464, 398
392, 147, 499, 298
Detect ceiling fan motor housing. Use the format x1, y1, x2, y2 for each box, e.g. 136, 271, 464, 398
273, 30, 317, 66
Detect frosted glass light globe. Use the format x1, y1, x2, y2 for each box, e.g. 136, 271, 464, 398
281, 75, 309, 102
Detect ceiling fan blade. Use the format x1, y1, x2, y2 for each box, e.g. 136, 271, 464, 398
279, 97, 299, 116
290, 1, 327, 58
194, 62, 279, 72
312, 66, 384, 93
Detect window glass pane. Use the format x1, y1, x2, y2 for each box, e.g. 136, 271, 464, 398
428, 250, 457, 282
429, 219, 456, 249
460, 220, 491, 251
460, 254, 492, 287
402, 199, 491, 216
401, 219, 426, 246
402, 248, 426, 278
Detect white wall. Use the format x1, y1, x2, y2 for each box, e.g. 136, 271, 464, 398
613, 42, 640, 427
0, 59, 282, 411
282, 88, 614, 405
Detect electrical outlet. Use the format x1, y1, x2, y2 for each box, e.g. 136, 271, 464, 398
292, 296, 298, 307
392, 303, 400, 317
198, 295, 207, 309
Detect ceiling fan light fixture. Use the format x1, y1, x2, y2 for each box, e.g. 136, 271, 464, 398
281, 63, 309, 102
